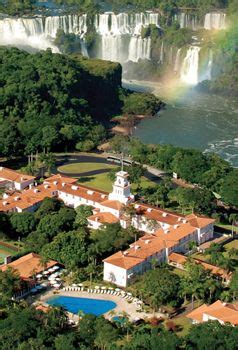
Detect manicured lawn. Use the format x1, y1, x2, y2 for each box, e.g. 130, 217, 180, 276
58, 162, 116, 174
78, 173, 114, 192
78, 173, 155, 192
215, 223, 238, 233
191, 252, 209, 262
173, 316, 192, 337
223, 239, 238, 251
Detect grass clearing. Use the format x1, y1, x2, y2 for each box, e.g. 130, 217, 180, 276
77, 173, 155, 192
223, 239, 238, 251
173, 316, 192, 337
58, 162, 116, 174
191, 252, 210, 262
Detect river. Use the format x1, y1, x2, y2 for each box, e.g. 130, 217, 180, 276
123, 79, 238, 167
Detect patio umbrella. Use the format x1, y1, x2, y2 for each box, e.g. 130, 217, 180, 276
95, 286, 100, 289
115, 288, 121, 292
72, 283, 77, 287
78, 283, 83, 287
55, 277, 61, 281
43, 271, 49, 275
48, 268, 55, 273
36, 274, 42, 279
53, 283, 61, 288
127, 292, 132, 296
40, 283, 48, 288
108, 287, 114, 290
52, 266, 60, 270
101, 286, 106, 290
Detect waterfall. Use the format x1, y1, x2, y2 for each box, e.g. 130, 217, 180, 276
176, 12, 199, 30
94, 12, 158, 63
128, 37, 151, 62
174, 48, 181, 72
180, 46, 201, 85
0, 14, 87, 52
204, 13, 226, 30
160, 41, 164, 64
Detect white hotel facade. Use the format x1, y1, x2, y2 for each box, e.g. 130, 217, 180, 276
0, 167, 214, 287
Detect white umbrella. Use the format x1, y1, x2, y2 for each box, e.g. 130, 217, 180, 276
43, 271, 49, 275
101, 286, 106, 290
78, 283, 83, 287
55, 277, 61, 281
40, 283, 48, 288
52, 265, 60, 270
95, 286, 100, 289
127, 292, 132, 296
115, 288, 121, 292
36, 274, 42, 279
72, 283, 77, 287
53, 272, 60, 276
48, 276, 55, 280
48, 268, 55, 273
53, 283, 61, 288
49, 280, 56, 284
108, 287, 114, 290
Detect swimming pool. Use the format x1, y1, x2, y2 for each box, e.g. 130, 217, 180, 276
46, 296, 117, 316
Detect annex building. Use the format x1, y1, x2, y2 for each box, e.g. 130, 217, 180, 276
0, 168, 214, 287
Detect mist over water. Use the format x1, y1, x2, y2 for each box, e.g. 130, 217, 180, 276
124, 80, 238, 167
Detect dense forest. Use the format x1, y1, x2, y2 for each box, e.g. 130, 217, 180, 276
0, 47, 162, 158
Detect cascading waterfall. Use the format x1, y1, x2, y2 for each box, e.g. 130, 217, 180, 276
0, 11, 220, 85
204, 13, 226, 30
128, 36, 151, 62
180, 46, 201, 85
0, 14, 87, 53
160, 41, 164, 64
174, 48, 181, 72
95, 12, 159, 63
173, 11, 226, 30
174, 12, 199, 30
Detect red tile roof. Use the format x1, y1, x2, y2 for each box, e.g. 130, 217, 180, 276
169, 253, 231, 279
0, 253, 58, 279
0, 167, 35, 183
187, 300, 238, 326
88, 212, 119, 224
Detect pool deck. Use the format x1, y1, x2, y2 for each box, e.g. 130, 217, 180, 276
37, 289, 164, 323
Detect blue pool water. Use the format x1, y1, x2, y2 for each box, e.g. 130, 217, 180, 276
47, 296, 117, 316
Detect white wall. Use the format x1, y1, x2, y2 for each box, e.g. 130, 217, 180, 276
103, 262, 127, 287
15, 178, 34, 190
